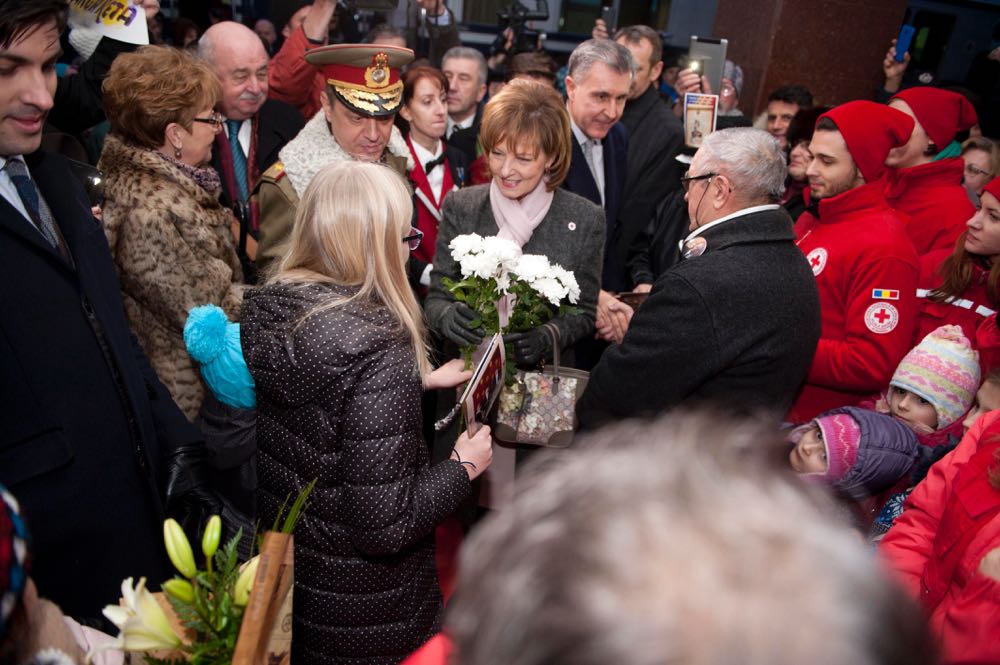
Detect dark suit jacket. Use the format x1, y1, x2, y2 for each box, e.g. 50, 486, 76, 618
446, 104, 483, 167
616, 86, 685, 290
50, 37, 136, 135
562, 122, 628, 291
212, 99, 304, 210
0, 150, 199, 621
577, 207, 821, 429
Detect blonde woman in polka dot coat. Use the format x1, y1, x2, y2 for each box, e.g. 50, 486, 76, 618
241, 162, 492, 664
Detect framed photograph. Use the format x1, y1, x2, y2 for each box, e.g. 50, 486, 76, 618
459, 333, 506, 436
683, 93, 719, 148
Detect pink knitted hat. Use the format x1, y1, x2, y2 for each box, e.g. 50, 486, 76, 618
890, 325, 980, 429
814, 413, 861, 483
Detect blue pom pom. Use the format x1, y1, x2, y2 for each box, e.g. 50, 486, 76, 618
184, 305, 229, 364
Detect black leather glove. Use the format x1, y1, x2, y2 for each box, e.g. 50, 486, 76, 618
440, 302, 486, 347
165, 443, 223, 539
505, 327, 553, 366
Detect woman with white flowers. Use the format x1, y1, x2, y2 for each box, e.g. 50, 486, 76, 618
240, 161, 492, 664
425, 79, 605, 366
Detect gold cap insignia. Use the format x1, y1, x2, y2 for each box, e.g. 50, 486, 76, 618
365, 52, 390, 89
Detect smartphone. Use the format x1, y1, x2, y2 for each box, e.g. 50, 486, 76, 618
67, 159, 104, 207
600, 5, 618, 34
688, 36, 728, 96
895, 24, 916, 62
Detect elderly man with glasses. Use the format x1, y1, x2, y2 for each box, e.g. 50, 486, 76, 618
577, 127, 821, 428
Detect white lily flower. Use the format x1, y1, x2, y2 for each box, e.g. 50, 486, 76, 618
96, 576, 182, 656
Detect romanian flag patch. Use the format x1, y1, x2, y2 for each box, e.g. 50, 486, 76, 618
871, 288, 900, 300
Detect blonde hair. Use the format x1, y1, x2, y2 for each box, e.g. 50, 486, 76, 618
479, 79, 572, 190
273, 162, 431, 378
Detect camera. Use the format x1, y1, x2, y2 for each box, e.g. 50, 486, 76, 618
491, 1, 549, 57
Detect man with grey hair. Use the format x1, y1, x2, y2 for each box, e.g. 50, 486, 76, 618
448, 413, 935, 665
442, 46, 488, 164
563, 38, 634, 366
577, 128, 820, 426
199, 22, 303, 249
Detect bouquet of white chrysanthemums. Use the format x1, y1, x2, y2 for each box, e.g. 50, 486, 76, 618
442, 233, 580, 365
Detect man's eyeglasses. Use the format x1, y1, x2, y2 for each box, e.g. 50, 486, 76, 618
403, 227, 424, 251
680, 172, 717, 192
191, 112, 225, 130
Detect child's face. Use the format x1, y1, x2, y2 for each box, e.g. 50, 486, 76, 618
789, 424, 828, 474
888, 386, 939, 430
963, 380, 1000, 432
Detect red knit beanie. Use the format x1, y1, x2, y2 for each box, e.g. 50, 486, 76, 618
891, 87, 978, 152
817, 101, 914, 182
982, 176, 1000, 205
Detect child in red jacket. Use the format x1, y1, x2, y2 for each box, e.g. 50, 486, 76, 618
880, 410, 1000, 665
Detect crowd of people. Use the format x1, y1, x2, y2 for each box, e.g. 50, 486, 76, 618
1, 0, 1000, 663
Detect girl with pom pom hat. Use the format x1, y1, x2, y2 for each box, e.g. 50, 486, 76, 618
789, 101, 920, 422
885, 88, 979, 255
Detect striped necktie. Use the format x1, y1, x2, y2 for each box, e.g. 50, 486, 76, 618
5, 158, 69, 260
226, 119, 249, 201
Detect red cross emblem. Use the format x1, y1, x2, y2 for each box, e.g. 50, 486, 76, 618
864, 302, 899, 334
805, 247, 827, 276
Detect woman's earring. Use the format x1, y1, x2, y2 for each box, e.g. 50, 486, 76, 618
174, 145, 183, 159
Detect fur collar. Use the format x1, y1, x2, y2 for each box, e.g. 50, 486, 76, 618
278, 110, 414, 198
99, 134, 224, 210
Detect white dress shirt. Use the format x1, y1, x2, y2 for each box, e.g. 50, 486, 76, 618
0, 156, 34, 224
411, 139, 445, 203
446, 113, 475, 140
227, 118, 251, 157
570, 118, 605, 205
678, 204, 782, 251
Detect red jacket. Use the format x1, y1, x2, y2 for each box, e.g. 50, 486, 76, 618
401, 634, 452, 665
267, 26, 325, 120
884, 158, 973, 257
880, 410, 1000, 665
789, 183, 919, 422
916, 248, 996, 346
406, 136, 456, 265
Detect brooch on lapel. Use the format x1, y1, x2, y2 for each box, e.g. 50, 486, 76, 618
682, 237, 707, 259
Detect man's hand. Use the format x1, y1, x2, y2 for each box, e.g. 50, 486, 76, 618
672, 68, 710, 118
882, 39, 910, 93
303, 0, 337, 42
592, 18, 610, 40
978, 546, 1000, 582
633, 283, 652, 294
595, 290, 633, 344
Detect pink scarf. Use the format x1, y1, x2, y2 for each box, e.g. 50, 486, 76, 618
489, 178, 554, 248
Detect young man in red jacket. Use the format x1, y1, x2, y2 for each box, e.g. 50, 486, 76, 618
884, 87, 978, 256
789, 101, 919, 422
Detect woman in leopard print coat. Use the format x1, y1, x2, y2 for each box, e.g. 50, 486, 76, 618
99, 46, 243, 420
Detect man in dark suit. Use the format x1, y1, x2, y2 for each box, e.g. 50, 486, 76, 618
562, 39, 632, 363
614, 26, 684, 292
199, 21, 304, 265
0, 0, 212, 623
443, 46, 487, 165
577, 128, 821, 428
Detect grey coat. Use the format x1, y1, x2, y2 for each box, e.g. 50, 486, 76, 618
425, 185, 605, 354
578, 206, 821, 427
